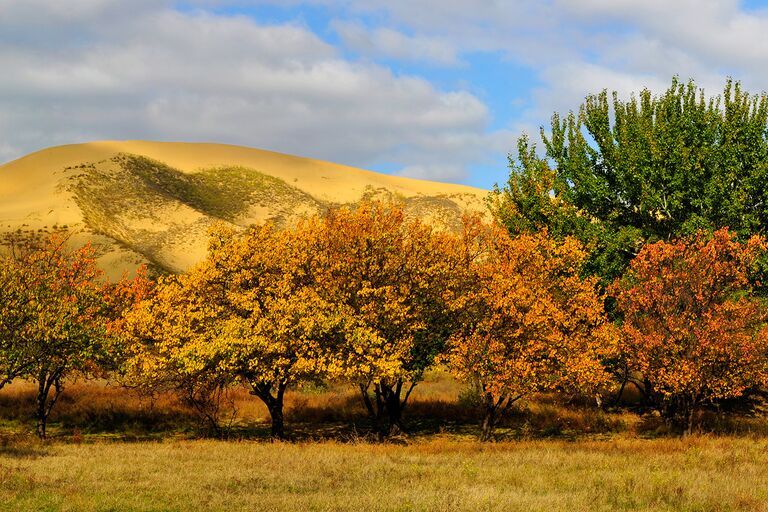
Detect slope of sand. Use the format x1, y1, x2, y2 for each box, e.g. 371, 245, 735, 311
0, 141, 489, 278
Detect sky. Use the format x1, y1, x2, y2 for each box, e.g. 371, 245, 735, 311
2, 1, 768, 189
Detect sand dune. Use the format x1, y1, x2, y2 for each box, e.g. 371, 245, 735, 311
0, 141, 489, 278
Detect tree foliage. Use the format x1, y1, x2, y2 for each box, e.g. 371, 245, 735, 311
121, 222, 362, 438
446, 219, 616, 440
311, 202, 460, 435
493, 77, 768, 283
0, 231, 148, 438
611, 229, 768, 434
122, 201, 461, 438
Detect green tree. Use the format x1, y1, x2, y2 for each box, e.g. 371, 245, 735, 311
493, 77, 768, 283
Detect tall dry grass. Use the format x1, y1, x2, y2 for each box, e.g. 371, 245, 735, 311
1, 370, 767, 441
2, 437, 768, 511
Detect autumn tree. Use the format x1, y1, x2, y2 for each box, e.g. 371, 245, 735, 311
120, 270, 242, 436
0, 256, 38, 389
447, 220, 616, 441
0, 231, 147, 438
611, 229, 768, 434
311, 202, 460, 436
121, 223, 365, 439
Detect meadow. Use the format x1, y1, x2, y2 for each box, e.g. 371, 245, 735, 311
2, 373, 768, 512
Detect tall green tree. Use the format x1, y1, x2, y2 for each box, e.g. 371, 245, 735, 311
492, 77, 768, 283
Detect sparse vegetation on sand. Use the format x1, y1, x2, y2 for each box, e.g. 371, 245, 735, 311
0, 141, 487, 278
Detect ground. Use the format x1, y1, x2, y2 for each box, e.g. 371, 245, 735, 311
1, 373, 766, 511
3, 438, 767, 511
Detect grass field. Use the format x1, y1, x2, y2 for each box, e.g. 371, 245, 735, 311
2, 373, 767, 511
2, 437, 768, 511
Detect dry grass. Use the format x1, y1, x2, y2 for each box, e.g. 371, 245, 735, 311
2, 371, 767, 441
2, 437, 768, 511
2, 373, 768, 510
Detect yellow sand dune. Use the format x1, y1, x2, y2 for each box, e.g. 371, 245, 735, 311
0, 141, 489, 278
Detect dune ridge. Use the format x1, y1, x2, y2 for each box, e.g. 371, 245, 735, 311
0, 141, 489, 278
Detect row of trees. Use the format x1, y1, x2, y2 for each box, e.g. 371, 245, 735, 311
3, 203, 767, 439
2, 77, 768, 440
491, 76, 768, 433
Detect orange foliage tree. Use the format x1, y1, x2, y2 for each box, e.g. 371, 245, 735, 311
447, 221, 616, 441
611, 228, 768, 434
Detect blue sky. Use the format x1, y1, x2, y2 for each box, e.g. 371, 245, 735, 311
2, 1, 768, 189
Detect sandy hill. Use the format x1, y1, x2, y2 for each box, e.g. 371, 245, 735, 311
0, 141, 488, 278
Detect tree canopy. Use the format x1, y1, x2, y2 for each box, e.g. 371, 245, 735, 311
611, 229, 768, 434
492, 77, 768, 283
446, 219, 616, 440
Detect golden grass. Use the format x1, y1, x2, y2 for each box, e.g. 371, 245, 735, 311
2, 373, 768, 510
2, 437, 768, 511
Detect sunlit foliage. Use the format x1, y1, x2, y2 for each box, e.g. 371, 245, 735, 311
446, 219, 616, 440
611, 229, 768, 434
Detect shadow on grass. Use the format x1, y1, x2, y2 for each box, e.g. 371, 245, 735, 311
0, 433, 49, 459
3, 381, 768, 444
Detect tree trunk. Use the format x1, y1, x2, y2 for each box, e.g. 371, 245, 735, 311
384, 384, 404, 436
35, 368, 63, 439
382, 380, 418, 436
250, 380, 288, 440
359, 382, 376, 419
361, 379, 417, 438
478, 390, 523, 442
682, 396, 697, 437
612, 377, 628, 407
660, 394, 697, 436
267, 400, 285, 439
479, 396, 497, 442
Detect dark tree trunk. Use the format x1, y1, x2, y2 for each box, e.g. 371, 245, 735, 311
359, 382, 378, 420
660, 394, 698, 436
35, 368, 64, 439
478, 390, 523, 442
682, 396, 697, 437
250, 380, 288, 440
479, 395, 497, 442
359, 379, 417, 438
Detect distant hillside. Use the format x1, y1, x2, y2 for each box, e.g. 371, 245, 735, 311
0, 141, 489, 278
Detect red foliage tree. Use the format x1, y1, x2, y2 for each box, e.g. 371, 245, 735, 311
611, 229, 768, 434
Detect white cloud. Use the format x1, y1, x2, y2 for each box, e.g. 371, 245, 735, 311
333, 21, 459, 66
6, 0, 768, 185
0, 3, 502, 183
274, 0, 768, 110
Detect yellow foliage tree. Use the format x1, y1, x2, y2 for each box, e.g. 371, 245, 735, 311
310, 201, 460, 435
122, 223, 371, 438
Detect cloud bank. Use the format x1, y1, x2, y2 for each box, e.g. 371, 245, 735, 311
2, 0, 767, 184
